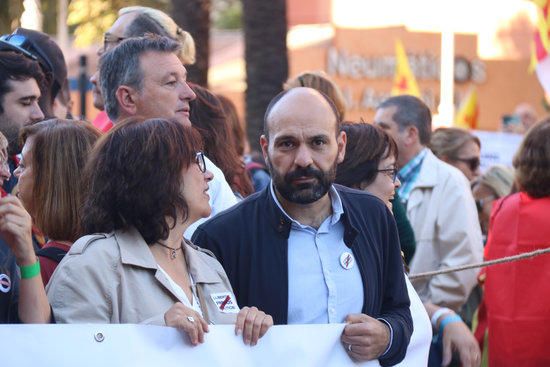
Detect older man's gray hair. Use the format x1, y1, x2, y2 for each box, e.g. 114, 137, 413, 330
99, 35, 181, 121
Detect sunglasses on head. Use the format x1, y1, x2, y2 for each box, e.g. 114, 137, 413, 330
0, 33, 53, 74
455, 157, 480, 172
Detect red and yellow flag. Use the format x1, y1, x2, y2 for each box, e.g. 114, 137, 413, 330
454, 89, 478, 129
391, 40, 421, 97
530, 1, 550, 94
529, 0, 550, 72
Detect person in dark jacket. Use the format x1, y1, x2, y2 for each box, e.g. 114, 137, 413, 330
193, 87, 412, 366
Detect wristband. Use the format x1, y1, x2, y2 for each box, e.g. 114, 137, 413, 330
430, 307, 453, 328
438, 314, 462, 336
19, 259, 41, 279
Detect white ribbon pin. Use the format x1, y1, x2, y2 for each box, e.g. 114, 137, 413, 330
339, 252, 355, 270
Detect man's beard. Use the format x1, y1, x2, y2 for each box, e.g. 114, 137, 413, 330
267, 158, 338, 204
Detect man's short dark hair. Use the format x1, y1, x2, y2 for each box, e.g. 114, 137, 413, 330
0, 51, 44, 115
377, 95, 432, 145
263, 88, 341, 139
99, 35, 181, 121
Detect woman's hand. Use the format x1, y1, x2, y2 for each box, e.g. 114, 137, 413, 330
442, 321, 481, 367
164, 302, 209, 346
0, 195, 34, 265
235, 306, 273, 346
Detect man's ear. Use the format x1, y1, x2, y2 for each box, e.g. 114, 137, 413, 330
336, 130, 347, 163
115, 86, 138, 116
259, 134, 269, 162
404, 125, 419, 146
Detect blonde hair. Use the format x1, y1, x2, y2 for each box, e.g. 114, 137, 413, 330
284, 71, 346, 121
0, 132, 8, 156
119, 6, 196, 64
430, 127, 480, 160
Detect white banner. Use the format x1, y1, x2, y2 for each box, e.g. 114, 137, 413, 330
473, 130, 523, 172
1, 324, 380, 367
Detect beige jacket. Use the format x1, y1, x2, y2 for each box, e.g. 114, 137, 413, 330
46, 227, 239, 325
407, 150, 483, 311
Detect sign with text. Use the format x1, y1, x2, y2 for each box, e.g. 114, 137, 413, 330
473, 130, 523, 172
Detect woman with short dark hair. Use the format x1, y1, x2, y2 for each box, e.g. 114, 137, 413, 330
483, 118, 550, 366
47, 117, 272, 346
336, 122, 481, 367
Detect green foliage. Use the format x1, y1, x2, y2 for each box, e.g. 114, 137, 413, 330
0, 0, 23, 34
212, 0, 241, 29
68, 0, 170, 46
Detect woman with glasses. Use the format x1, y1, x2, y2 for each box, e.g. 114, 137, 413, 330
336, 122, 481, 367
430, 127, 481, 182
47, 118, 272, 346
335, 122, 413, 258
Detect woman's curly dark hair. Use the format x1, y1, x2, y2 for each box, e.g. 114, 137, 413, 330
81, 117, 202, 244
513, 117, 550, 198
335, 122, 398, 188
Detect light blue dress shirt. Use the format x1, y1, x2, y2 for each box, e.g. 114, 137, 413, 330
270, 184, 364, 324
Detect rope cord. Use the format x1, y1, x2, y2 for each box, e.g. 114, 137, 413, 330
408, 247, 550, 280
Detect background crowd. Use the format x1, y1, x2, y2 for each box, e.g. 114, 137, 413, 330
1, 5, 549, 367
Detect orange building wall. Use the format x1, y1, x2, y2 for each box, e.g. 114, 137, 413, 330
289, 26, 545, 130
287, 0, 331, 26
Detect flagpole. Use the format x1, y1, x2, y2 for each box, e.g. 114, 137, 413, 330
436, 29, 455, 128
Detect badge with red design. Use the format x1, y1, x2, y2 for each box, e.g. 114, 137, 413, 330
0, 273, 12, 293
210, 292, 240, 313
339, 252, 355, 270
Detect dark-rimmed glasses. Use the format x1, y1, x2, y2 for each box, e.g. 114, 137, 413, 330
377, 168, 398, 183
455, 157, 480, 172
195, 152, 206, 173
0, 33, 53, 74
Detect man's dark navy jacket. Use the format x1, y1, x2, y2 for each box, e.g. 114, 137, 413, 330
192, 184, 412, 366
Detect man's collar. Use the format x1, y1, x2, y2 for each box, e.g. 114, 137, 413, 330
398, 147, 428, 181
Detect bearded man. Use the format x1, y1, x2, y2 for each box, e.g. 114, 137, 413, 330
192, 87, 412, 366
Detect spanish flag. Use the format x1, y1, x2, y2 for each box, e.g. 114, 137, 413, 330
454, 88, 478, 129
391, 40, 421, 97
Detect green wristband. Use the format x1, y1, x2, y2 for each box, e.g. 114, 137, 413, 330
19, 259, 41, 279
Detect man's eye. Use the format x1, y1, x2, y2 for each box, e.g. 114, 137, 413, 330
279, 141, 294, 149
166, 80, 177, 86
313, 139, 326, 146
20, 100, 32, 106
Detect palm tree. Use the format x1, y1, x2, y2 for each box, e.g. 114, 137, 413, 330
242, 0, 288, 151
171, 0, 211, 86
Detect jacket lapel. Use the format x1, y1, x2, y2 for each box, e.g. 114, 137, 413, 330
406, 150, 438, 214
115, 227, 187, 304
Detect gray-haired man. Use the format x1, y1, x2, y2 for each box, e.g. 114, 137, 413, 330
99, 35, 238, 237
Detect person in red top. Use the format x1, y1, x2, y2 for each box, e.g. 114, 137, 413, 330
484, 117, 550, 367
15, 119, 101, 285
